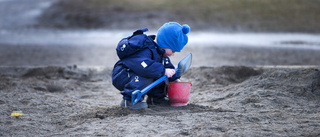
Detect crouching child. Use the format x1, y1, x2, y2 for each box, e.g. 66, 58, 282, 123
112, 22, 190, 110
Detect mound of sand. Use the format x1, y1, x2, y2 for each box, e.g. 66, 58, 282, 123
1, 66, 319, 136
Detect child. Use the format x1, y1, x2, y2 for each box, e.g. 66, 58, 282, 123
112, 22, 190, 110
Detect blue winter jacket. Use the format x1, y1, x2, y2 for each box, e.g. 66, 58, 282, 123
112, 28, 178, 91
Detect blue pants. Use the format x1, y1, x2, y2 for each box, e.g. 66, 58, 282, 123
112, 69, 166, 101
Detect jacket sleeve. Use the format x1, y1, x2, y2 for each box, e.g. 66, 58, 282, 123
163, 57, 181, 81
122, 49, 165, 79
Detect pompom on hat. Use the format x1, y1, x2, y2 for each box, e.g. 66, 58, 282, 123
156, 22, 190, 52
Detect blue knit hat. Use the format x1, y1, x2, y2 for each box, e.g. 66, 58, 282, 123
157, 22, 190, 52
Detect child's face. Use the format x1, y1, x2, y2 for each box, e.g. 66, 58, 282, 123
163, 48, 175, 57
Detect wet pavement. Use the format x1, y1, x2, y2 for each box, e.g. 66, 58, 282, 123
0, 0, 54, 30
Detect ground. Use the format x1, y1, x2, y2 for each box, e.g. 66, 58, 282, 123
1, 0, 320, 136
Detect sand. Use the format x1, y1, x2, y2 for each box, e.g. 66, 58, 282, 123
1, 0, 320, 136
1, 43, 320, 136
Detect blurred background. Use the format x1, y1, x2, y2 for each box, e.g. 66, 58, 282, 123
1, 0, 320, 67
38, 0, 320, 32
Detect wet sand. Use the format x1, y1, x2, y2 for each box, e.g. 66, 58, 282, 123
1, 43, 320, 67
1, 44, 320, 136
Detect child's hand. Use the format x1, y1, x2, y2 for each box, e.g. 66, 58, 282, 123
165, 69, 175, 78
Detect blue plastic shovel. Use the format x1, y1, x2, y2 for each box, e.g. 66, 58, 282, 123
131, 53, 192, 104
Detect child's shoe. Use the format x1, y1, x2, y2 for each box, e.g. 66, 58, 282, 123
120, 100, 148, 110
147, 97, 171, 106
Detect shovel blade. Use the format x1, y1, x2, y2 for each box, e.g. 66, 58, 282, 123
176, 53, 192, 77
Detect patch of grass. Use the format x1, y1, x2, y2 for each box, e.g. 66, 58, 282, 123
39, 0, 320, 32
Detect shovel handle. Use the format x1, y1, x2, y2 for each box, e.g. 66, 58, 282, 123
131, 53, 192, 104
131, 68, 181, 104
131, 75, 168, 104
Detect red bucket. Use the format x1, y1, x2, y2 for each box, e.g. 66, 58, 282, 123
167, 82, 191, 106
